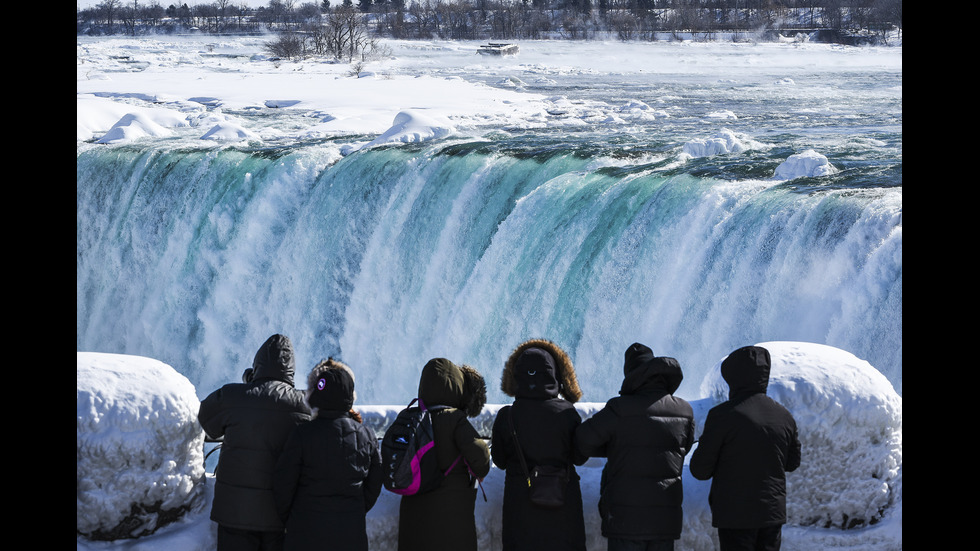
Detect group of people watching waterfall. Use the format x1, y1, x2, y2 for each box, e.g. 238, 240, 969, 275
199, 334, 800, 551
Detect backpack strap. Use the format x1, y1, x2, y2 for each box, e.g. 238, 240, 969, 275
419, 398, 451, 413
448, 455, 487, 502
445, 454, 463, 475
467, 458, 488, 502
428, 407, 487, 503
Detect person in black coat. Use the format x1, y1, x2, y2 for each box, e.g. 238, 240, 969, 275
273, 358, 383, 551
491, 339, 587, 551
199, 334, 313, 551
689, 345, 802, 551
575, 343, 695, 551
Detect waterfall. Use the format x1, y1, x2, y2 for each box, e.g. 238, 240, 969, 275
77, 140, 902, 403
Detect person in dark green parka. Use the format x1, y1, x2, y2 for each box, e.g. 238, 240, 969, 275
397, 358, 491, 551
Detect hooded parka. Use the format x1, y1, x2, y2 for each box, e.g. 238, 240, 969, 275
273, 359, 383, 551
397, 358, 491, 551
198, 334, 313, 534
689, 345, 802, 529
575, 343, 695, 542
491, 339, 587, 551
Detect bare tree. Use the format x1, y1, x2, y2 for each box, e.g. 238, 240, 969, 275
143, 1, 166, 28
265, 31, 306, 58
118, 1, 138, 35
324, 5, 369, 61
97, 0, 121, 33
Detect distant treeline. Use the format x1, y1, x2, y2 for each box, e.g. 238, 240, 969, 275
77, 0, 901, 45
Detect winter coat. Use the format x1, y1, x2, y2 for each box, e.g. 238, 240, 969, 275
575, 343, 695, 541
689, 345, 802, 529
198, 334, 313, 532
491, 339, 587, 551
397, 358, 491, 551
273, 359, 383, 551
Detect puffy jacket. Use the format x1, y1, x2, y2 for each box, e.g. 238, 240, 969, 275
689, 345, 802, 529
491, 339, 587, 551
273, 359, 382, 551
575, 343, 695, 541
198, 334, 312, 531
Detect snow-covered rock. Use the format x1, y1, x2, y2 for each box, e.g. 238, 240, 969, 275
681, 128, 766, 159
773, 149, 839, 180
77, 353, 207, 541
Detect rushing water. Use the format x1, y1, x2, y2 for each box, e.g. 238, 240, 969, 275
76, 39, 901, 403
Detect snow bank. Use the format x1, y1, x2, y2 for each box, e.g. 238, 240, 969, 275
200, 121, 262, 142
77, 342, 901, 550
773, 149, 839, 180
363, 109, 455, 149
77, 353, 208, 541
77, 95, 185, 142
95, 113, 176, 144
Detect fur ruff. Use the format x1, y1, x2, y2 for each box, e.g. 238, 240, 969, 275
459, 364, 488, 417
500, 338, 583, 403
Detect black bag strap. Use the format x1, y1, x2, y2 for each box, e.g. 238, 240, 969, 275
506, 409, 532, 487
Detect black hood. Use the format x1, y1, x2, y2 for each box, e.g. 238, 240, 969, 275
623, 342, 656, 376
720, 345, 771, 399
251, 334, 296, 386
620, 342, 683, 396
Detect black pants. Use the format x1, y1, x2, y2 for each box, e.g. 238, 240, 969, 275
216, 525, 285, 551
607, 538, 674, 551
717, 526, 783, 551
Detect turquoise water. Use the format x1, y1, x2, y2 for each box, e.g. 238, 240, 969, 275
77, 43, 901, 403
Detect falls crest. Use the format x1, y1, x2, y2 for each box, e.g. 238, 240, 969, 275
77, 141, 902, 402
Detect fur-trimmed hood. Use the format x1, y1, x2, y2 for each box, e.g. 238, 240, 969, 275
500, 338, 582, 403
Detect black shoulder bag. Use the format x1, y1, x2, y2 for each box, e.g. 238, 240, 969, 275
506, 410, 569, 509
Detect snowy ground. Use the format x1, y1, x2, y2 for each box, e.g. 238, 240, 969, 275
77, 34, 901, 153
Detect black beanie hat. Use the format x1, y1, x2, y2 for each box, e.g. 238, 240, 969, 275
307, 359, 355, 412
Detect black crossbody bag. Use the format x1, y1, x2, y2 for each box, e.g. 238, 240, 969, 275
507, 411, 569, 509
